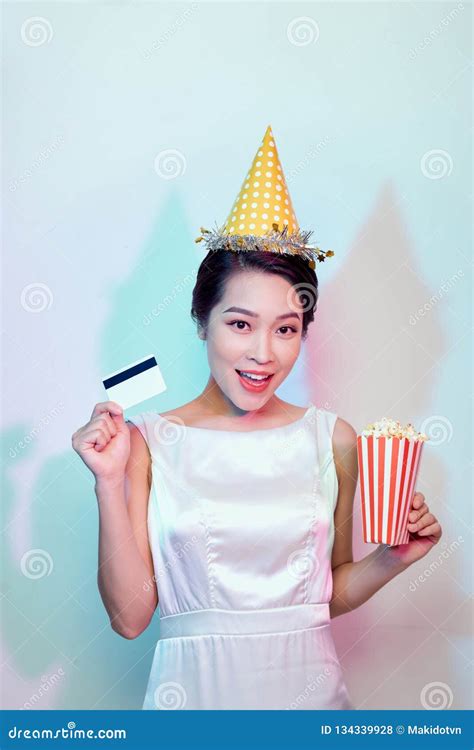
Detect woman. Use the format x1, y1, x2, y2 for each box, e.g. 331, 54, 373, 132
72, 248, 442, 710
72, 127, 442, 709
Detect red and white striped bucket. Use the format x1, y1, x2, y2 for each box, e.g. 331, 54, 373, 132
357, 435, 425, 545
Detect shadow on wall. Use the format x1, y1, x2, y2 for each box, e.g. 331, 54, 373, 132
2, 192, 208, 709
2, 186, 470, 710
306, 180, 471, 708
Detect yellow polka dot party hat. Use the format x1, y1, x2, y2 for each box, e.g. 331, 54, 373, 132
195, 125, 334, 269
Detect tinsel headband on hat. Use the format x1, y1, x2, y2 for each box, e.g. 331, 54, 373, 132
195, 125, 334, 270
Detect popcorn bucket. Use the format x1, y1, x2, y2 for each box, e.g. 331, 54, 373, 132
357, 435, 425, 545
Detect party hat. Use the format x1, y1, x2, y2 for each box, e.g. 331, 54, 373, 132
195, 125, 334, 268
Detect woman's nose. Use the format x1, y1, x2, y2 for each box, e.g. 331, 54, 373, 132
248, 332, 274, 363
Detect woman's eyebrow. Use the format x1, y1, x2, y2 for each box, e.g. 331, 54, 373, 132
222, 306, 300, 321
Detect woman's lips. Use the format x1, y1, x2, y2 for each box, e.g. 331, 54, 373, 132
235, 369, 275, 392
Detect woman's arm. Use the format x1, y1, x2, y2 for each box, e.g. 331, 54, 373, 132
330, 544, 410, 619
329, 417, 410, 617
96, 423, 158, 638
328, 418, 442, 618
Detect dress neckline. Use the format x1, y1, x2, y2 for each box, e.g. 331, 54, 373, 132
155, 404, 317, 435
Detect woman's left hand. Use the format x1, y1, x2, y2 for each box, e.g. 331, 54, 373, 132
385, 491, 443, 568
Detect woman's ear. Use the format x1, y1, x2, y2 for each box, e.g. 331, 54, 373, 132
197, 325, 207, 341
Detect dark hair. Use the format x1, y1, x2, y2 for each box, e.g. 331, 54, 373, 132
191, 249, 319, 341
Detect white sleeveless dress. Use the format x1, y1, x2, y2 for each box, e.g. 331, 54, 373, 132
127, 404, 353, 710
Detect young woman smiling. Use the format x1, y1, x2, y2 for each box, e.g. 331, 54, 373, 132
72, 248, 442, 710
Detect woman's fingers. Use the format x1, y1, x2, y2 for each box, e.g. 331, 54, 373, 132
417, 521, 442, 540
90, 401, 123, 421
83, 427, 110, 452
408, 512, 435, 532
97, 412, 118, 438
90, 417, 112, 442
72, 403, 122, 451
412, 491, 425, 510
408, 502, 429, 524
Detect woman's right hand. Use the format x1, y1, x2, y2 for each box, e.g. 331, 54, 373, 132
71, 401, 131, 483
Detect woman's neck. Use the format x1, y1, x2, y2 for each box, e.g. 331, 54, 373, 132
195, 374, 283, 419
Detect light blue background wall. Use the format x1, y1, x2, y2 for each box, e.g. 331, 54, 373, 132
2, 1, 471, 710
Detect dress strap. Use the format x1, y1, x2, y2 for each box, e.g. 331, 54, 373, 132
311, 407, 339, 476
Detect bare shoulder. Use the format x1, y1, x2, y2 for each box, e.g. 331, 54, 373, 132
331, 418, 358, 570
332, 417, 358, 486
332, 417, 357, 452
125, 420, 151, 480
125, 419, 149, 451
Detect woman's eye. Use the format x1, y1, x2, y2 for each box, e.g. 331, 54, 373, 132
227, 320, 298, 335
228, 320, 249, 330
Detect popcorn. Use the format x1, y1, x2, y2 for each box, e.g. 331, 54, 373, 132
361, 417, 428, 442
357, 417, 428, 546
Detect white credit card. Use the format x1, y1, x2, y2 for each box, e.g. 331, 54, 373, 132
102, 354, 166, 410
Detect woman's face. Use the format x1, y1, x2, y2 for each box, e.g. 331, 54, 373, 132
202, 271, 305, 410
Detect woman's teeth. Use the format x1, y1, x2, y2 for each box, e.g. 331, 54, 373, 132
237, 370, 271, 381
236, 369, 274, 392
